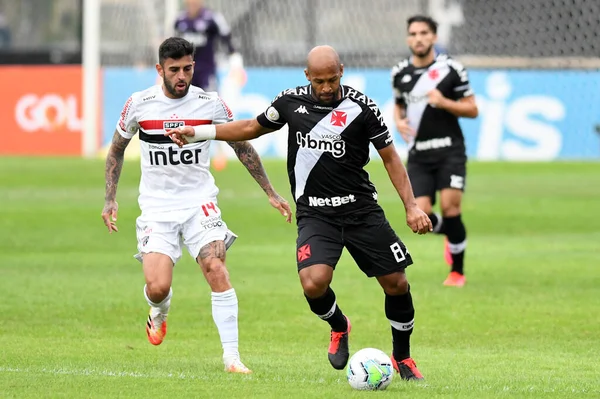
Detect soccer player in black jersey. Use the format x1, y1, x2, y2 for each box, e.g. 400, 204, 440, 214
391, 15, 478, 287
168, 45, 432, 380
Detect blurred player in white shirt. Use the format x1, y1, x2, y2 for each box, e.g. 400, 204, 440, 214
101, 37, 291, 374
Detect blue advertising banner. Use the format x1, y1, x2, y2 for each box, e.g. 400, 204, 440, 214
102, 67, 600, 160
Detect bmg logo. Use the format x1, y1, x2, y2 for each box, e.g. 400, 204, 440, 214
296, 131, 345, 158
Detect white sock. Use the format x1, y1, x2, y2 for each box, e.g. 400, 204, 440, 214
144, 285, 172, 315
211, 288, 239, 360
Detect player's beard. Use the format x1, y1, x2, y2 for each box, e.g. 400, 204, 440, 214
411, 44, 434, 59
164, 78, 190, 98
316, 87, 341, 105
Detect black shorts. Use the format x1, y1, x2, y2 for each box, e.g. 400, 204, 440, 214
407, 156, 466, 204
296, 208, 413, 277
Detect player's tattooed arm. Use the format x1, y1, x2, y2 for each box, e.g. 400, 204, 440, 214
104, 130, 131, 202
102, 130, 131, 233
228, 141, 275, 196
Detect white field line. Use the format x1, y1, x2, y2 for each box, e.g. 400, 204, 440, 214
0, 366, 595, 395
0, 366, 342, 385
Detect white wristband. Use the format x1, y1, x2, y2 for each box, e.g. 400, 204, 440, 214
189, 125, 216, 143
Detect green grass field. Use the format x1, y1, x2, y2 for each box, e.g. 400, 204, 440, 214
1, 157, 599, 398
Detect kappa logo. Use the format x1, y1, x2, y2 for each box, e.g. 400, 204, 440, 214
294, 105, 309, 114
401, 74, 412, 83
330, 110, 347, 127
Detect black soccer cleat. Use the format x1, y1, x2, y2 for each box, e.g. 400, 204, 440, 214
391, 355, 424, 381
327, 316, 351, 370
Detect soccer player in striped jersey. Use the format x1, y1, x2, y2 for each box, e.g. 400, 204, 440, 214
168, 45, 432, 381
391, 15, 479, 287
101, 37, 291, 374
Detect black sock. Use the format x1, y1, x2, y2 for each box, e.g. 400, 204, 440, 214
385, 287, 414, 361
443, 215, 467, 275
428, 213, 444, 234
305, 287, 348, 332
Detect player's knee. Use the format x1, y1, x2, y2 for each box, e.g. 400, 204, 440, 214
201, 258, 228, 278
440, 190, 462, 217
441, 203, 461, 217
379, 273, 409, 295
303, 283, 329, 298
299, 267, 331, 297
146, 281, 171, 302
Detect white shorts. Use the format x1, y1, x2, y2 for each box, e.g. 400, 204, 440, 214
134, 201, 237, 264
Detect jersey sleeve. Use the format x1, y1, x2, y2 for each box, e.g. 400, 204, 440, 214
365, 100, 393, 150
450, 61, 474, 100
213, 97, 234, 124
391, 64, 406, 107
116, 96, 139, 139
256, 92, 288, 130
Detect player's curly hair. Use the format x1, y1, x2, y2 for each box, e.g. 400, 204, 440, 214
158, 37, 195, 65
407, 15, 438, 34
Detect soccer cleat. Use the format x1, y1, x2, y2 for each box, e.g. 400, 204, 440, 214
444, 237, 453, 266
328, 316, 351, 370
224, 357, 252, 374
146, 308, 168, 346
443, 271, 466, 287
391, 356, 424, 381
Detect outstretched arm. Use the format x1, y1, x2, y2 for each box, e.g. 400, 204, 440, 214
166, 119, 274, 146
101, 131, 131, 233
378, 144, 432, 235
228, 140, 292, 223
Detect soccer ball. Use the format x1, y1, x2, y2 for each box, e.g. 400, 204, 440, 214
346, 348, 394, 391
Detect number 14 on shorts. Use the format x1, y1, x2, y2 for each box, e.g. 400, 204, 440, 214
201, 201, 219, 217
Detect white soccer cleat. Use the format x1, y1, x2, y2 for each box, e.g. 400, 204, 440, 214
223, 356, 252, 374
146, 307, 168, 346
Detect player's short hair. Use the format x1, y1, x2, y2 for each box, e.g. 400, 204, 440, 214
158, 37, 195, 65
407, 15, 438, 34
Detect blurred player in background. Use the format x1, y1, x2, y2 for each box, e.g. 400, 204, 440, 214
174, 0, 244, 91
168, 45, 432, 381
174, 0, 246, 170
391, 15, 478, 287
101, 37, 291, 374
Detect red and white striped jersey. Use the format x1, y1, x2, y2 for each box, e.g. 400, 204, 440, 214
116, 85, 233, 213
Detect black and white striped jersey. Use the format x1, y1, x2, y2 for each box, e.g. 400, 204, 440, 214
391, 54, 473, 162
257, 84, 392, 218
